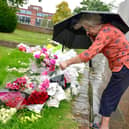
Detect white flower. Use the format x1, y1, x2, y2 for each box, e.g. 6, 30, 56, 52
0, 108, 16, 123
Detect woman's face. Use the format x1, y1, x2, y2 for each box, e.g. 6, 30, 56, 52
83, 25, 100, 35
73, 23, 82, 30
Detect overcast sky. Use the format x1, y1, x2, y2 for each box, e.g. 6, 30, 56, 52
23, 0, 125, 13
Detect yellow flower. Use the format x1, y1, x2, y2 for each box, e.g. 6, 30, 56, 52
46, 44, 54, 49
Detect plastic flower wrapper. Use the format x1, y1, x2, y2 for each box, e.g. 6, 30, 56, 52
47, 97, 60, 108
56, 49, 77, 64
63, 67, 79, 83
47, 82, 57, 96
70, 63, 86, 74
26, 104, 45, 113
47, 82, 66, 100
54, 86, 66, 101
70, 82, 80, 96
47, 83, 66, 108
47, 40, 62, 53
50, 74, 67, 89
29, 60, 42, 73
30, 45, 41, 53
51, 44, 62, 55
0, 90, 25, 109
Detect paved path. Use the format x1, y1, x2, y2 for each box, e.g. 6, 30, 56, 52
111, 87, 129, 129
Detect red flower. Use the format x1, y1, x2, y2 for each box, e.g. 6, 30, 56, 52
23, 90, 49, 105
19, 45, 26, 52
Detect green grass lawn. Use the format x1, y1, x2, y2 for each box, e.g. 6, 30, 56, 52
0, 29, 52, 46
0, 46, 78, 129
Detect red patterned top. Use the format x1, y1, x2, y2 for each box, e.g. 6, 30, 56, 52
79, 24, 129, 72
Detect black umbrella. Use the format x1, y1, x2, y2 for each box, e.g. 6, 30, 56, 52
53, 11, 129, 49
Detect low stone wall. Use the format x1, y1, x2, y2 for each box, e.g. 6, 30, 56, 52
0, 40, 34, 48
90, 54, 112, 123
0, 40, 19, 48
17, 23, 53, 34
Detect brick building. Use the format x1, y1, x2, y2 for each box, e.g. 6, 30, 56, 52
16, 5, 54, 28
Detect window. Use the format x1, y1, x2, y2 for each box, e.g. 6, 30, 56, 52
42, 13, 48, 17
41, 19, 48, 27
48, 20, 53, 29
18, 10, 32, 15
20, 10, 26, 14
33, 7, 39, 11
48, 14, 52, 17
17, 15, 31, 24
35, 18, 42, 26
41, 19, 53, 29
26, 11, 32, 15
37, 13, 43, 17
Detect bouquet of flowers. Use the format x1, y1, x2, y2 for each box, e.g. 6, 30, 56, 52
33, 47, 58, 74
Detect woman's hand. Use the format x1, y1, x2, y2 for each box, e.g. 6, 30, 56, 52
59, 56, 82, 70
59, 61, 69, 70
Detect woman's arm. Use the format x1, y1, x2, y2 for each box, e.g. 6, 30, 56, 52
60, 26, 113, 70
60, 55, 82, 70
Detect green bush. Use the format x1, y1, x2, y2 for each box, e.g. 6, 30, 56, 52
0, 1, 17, 32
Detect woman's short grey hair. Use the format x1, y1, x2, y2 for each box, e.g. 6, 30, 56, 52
78, 14, 102, 27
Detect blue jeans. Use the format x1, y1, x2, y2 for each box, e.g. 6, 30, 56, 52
99, 65, 129, 116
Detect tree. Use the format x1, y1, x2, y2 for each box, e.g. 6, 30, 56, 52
2, 0, 41, 7
73, 0, 114, 14
0, 1, 17, 32
1, 0, 27, 7
52, 1, 72, 24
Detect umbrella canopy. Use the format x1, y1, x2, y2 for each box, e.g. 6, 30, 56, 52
53, 11, 129, 49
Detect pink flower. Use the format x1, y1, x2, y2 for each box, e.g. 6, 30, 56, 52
49, 65, 55, 72
50, 59, 56, 65
54, 55, 58, 59
33, 51, 41, 59
6, 77, 27, 90
40, 79, 49, 91
42, 48, 47, 53
29, 83, 34, 89
34, 54, 40, 59
6, 83, 12, 89
42, 71, 48, 75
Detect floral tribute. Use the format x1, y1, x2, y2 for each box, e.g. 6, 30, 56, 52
0, 42, 85, 123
